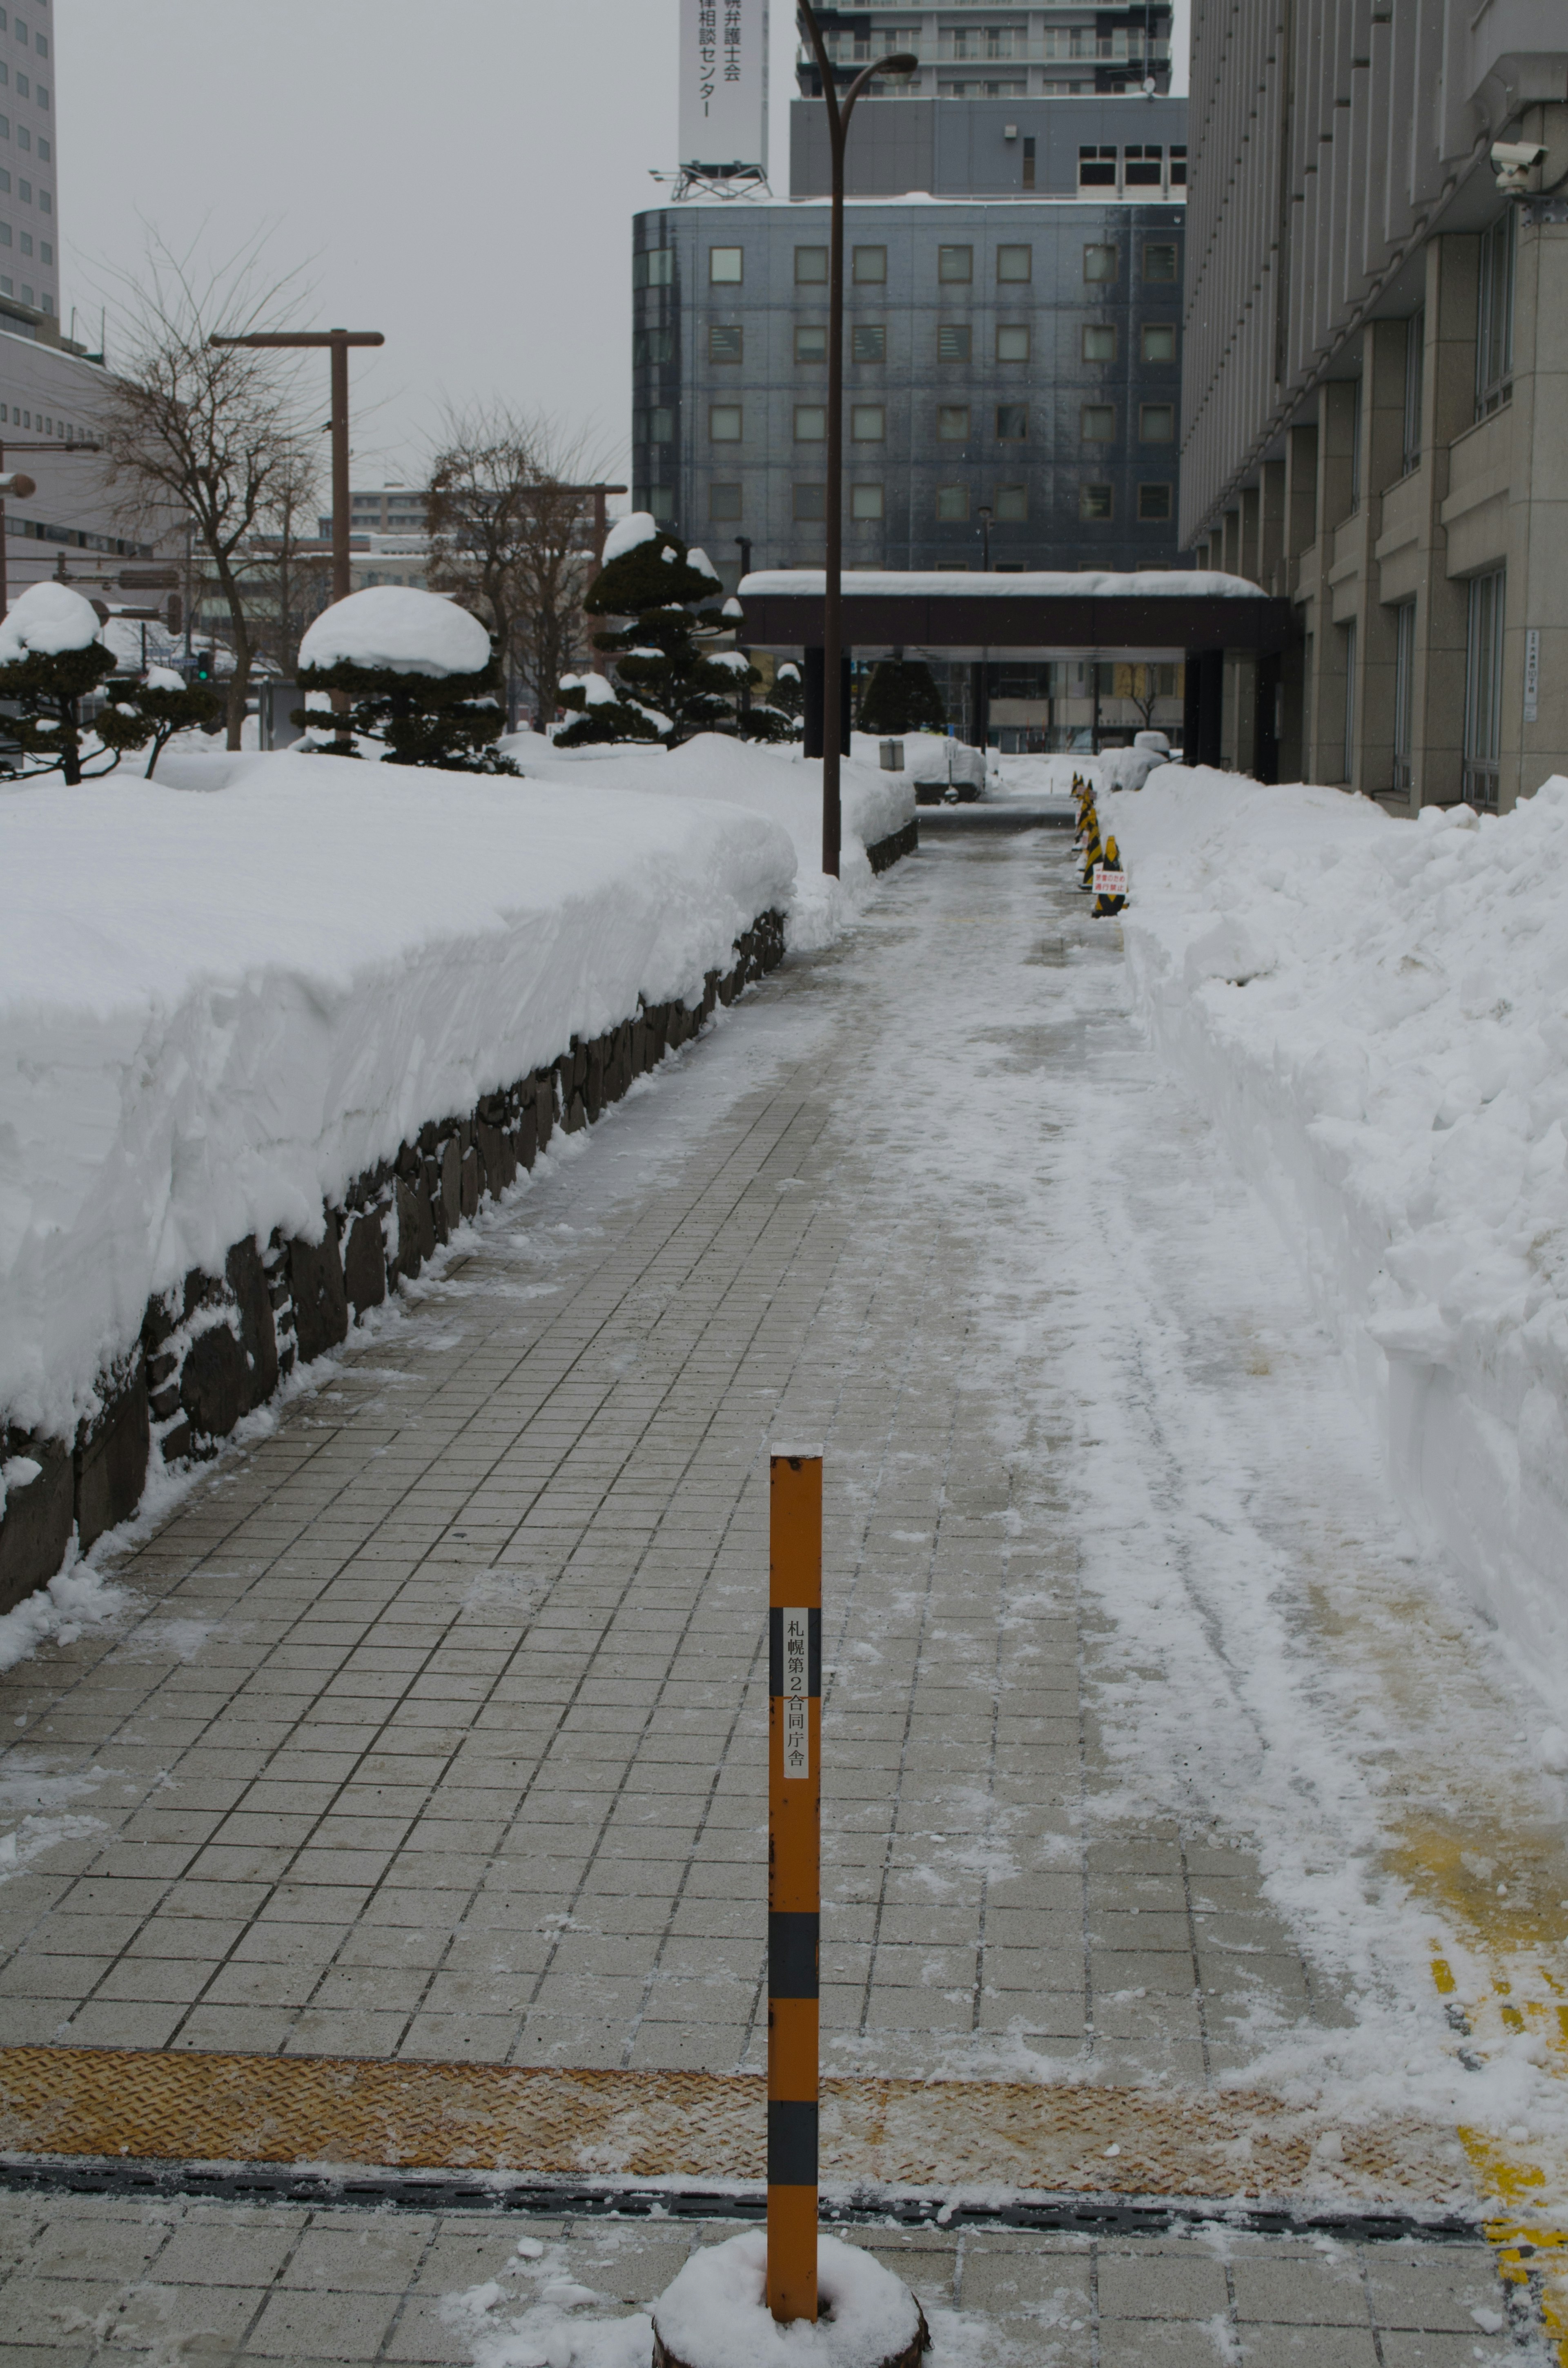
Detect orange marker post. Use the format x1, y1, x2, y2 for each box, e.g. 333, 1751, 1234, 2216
767, 1443, 823, 2325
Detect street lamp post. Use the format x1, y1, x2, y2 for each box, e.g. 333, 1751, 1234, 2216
795, 6, 918, 878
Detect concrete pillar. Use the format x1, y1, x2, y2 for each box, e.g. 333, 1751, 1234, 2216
1221, 510, 1241, 574
1356, 319, 1412, 797
1411, 235, 1480, 807
1239, 486, 1261, 584
1285, 424, 1318, 567
1508, 196, 1568, 804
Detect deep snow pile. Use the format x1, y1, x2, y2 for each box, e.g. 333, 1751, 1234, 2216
0, 751, 794, 1443
297, 584, 491, 676
499, 728, 915, 950
1110, 765, 1568, 1698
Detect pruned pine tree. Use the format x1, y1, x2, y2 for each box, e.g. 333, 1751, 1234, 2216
0, 586, 222, 783
858, 658, 947, 736
294, 586, 520, 772
555, 517, 746, 749
121, 666, 224, 777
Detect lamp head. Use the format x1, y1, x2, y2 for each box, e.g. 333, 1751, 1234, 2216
884, 52, 919, 73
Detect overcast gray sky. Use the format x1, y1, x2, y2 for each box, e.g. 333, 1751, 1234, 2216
60, 0, 1188, 502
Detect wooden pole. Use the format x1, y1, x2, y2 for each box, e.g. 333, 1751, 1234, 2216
767, 1444, 822, 2325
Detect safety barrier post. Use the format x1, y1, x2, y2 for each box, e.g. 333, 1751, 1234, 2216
767, 1444, 822, 2324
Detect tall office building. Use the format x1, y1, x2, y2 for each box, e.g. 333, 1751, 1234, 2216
1180, 0, 1567, 810
633, 7, 1188, 594
0, 0, 59, 326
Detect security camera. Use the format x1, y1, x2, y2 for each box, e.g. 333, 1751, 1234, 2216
1491, 139, 1546, 190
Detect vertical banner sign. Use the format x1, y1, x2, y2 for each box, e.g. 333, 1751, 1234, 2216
1524, 628, 1540, 726
679, 0, 770, 172
767, 1444, 822, 2326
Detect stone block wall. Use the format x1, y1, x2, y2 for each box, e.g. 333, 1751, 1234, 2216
0, 909, 791, 1617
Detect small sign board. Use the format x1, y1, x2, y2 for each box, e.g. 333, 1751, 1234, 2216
1524, 628, 1540, 725
1093, 867, 1128, 896
679, 0, 770, 172
781, 1606, 811, 1779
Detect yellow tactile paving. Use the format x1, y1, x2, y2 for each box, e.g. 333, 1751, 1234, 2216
0, 2044, 1471, 2209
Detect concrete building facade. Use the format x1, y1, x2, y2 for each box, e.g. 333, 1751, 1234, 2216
1179, 0, 1568, 810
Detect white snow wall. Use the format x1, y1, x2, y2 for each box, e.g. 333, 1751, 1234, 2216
0, 760, 806, 1612
1113, 768, 1568, 1705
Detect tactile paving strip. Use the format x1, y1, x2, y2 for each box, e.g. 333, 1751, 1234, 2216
0, 2046, 1472, 2210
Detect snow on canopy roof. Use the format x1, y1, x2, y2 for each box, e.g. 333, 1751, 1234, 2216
601, 511, 661, 566
299, 586, 492, 678
739, 568, 1269, 600
0, 580, 104, 662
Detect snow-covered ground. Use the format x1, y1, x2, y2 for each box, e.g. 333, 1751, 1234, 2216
498, 728, 915, 950
1105, 765, 1568, 1712
0, 747, 794, 1444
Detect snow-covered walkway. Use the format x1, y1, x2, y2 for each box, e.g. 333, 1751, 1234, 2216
0, 820, 1558, 2356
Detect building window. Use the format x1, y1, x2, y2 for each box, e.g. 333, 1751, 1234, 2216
709, 403, 743, 442
996, 324, 1029, 362
1022, 134, 1036, 190
1084, 244, 1118, 283
1144, 243, 1179, 283
795, 324, 826, 363
852, 245, 886, 283
1393, 600, 1416, 793
1340, 619, 1357, 785
1139, 403, 1176, 443
996, 243, 1031, 283
1463, 570, 1506, 808
1170, 145, 1188, 185
1080, 144, 1117, 187
996, 404, 1028, 441
936, 485, 969, 521
995, 485, 1027, 522
634, 248, 674, 288
1080, 484, 1114, 520
634, 327, 674, 365
938, 322, 971, 362
1082, 323, 1116, 363
794, 404, 826, 441
1476, 209, 1515, 417
1402, 310, 1424, 475
938, 405, 970, 440
709, 246, 743, 284
709, 484, 743, 520
709, 324, 742, 364
851, 483, 884, 520
18, 228, 29, 254
793, 483, 826, 521
851, 322, 886, 363
649, 486, 674, 521
851, 403, 885, 441
1138, 483, 1173, 521
649, 407, 674, 444
1142, 321, 1177, 363
1124, 143, 1163, 186
1081, 404, 1116, 442
795, 245, 828, 284
938, 244, 973, 283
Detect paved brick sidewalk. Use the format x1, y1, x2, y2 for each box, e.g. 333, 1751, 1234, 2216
0, 832, 1347, 2088
0, 2186, 1525, 2368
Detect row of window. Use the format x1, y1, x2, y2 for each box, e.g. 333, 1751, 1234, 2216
635, 241, 1179, 290
0, 122, 49, 157
703, 480, 1174, 524
0, 225, 50, 259
0, 14, 49, 55
681, 319, 1177, 366
0, 402, 78, 435
0, 62, 47, 96
0, 277, 48, 309
638, 399, 1177, 445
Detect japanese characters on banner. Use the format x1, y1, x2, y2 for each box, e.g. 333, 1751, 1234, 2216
679, 0, 770, 172
781, 1606, 811, 1779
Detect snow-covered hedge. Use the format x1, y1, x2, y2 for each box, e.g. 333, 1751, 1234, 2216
1110, 766, 1568, 1698
0, 750, 795, 1447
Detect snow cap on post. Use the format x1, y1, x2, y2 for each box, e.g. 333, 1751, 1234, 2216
0, 580, 105, 663
298, 586, 492, 679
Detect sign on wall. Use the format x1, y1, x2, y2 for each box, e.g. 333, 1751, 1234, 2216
679, 0, 770, 173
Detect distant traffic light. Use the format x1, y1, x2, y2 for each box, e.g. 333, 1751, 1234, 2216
193, 649, 212, 682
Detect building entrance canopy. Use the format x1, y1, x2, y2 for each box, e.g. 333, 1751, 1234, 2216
736, 567, 1297, 770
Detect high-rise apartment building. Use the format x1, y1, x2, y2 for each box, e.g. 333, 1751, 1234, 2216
796, 4, 1175, 104
1180, 0, 1567, 809
0, 0, 58, 326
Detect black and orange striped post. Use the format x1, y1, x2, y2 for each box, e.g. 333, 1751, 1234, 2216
767, 1443, 822, 2325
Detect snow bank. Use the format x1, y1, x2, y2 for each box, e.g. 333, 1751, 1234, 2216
298, 586, 491, 676
652, 2231, 922, 2368
498, 730, 916, 953
1111, 766, 1568, 1697
0, 752, 794, 1441
742, 566, 1265, 600
0, 581, 103, 661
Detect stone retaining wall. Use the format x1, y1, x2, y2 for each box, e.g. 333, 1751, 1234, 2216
0, 907, 795, 1617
